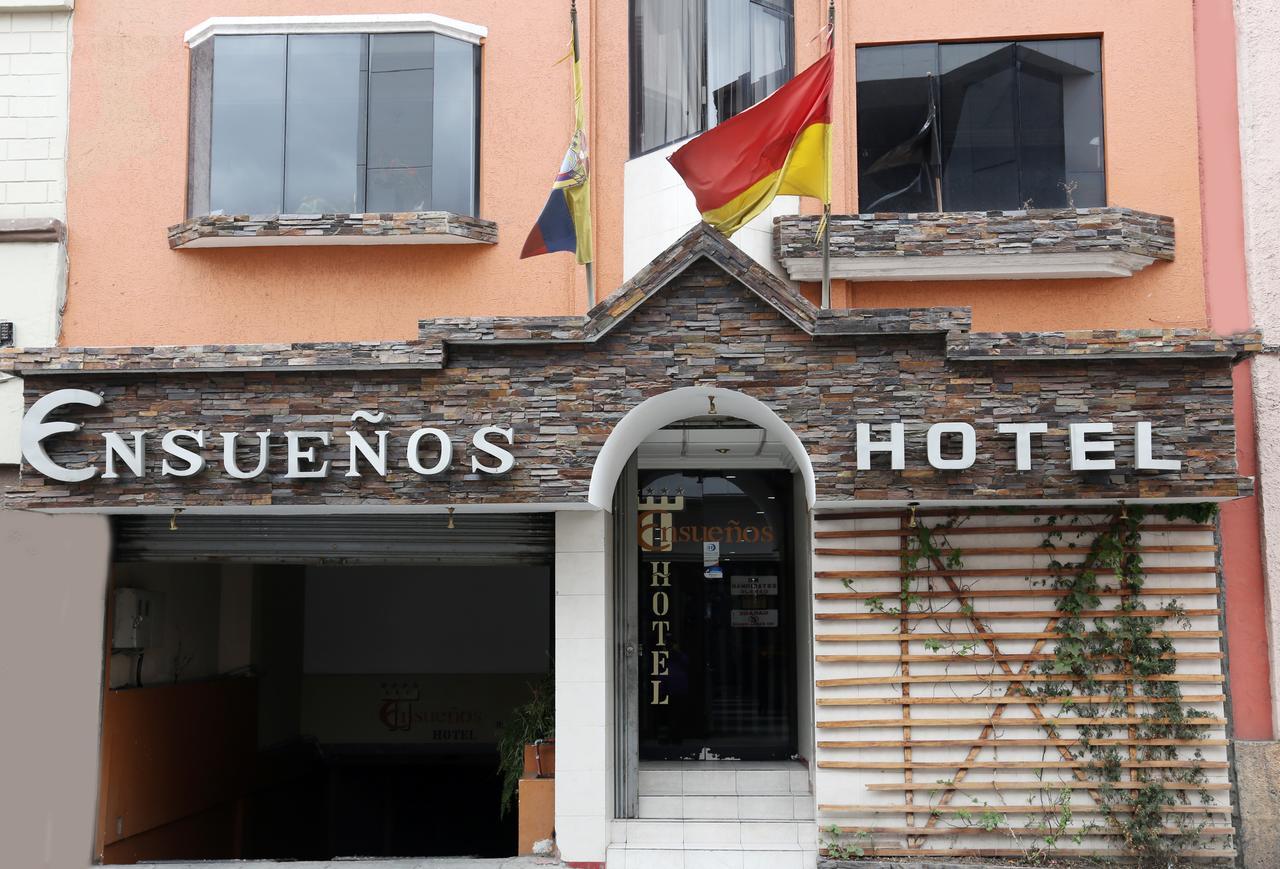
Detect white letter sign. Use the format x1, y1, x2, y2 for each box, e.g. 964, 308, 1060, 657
162, 430, 207, 477
285, 431, 331, 479
1069, 422, 1116, 471
926, 422, 976, 470
856, 422, 905, 470
471, 426, 515, 474
20, 389, 103, 483
1135, 421, 1182, 471
222, 431, 272, 480
408, 427, 453, 476
997, 422, 1049, 471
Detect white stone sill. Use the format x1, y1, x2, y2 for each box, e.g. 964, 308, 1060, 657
0, 0, 72, 9
782, 250, 1158, 282
185, 13, 487, 48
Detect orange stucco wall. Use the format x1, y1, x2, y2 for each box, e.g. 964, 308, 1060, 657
821, 0, 1208, 330
62, 0, 1207, 346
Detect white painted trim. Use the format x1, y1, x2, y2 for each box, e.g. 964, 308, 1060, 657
636, 455, 794, 471
587, 387, 818, 511
184, 14, 487, 48
0, 0, 72, 9
783, 251, 1157, 282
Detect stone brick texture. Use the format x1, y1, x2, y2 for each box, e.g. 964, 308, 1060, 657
1, 226, 1249, 510
167, 211, 498, 248
1233, 741, 1280, 869
0, 10, 69, 222
774, 206, 1175, 264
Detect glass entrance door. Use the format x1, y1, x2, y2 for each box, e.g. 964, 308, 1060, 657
636, 469, 795, 760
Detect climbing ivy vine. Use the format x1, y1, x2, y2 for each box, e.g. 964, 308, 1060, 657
1028, 502, 1220, 864
831, 502, 1226, 866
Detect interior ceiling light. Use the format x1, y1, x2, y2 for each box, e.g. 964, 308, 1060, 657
716, 448, 730, 454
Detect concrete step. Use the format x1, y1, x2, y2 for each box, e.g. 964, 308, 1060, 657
611, 819, 818, 849
637, 793, 814, 820
606, 843, 819, 869
637, 761, 812, 800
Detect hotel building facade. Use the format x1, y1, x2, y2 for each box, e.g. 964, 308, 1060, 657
1, 1, 1275, 866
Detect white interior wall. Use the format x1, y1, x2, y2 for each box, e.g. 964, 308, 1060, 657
622, 143, 798, 281
302, 565, 550, 674
1235, 0, 1280, 737
108, 562, 224, 688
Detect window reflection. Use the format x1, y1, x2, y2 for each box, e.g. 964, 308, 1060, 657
631, 0, 794, 157
210, 36, 286, 216
202, 32, 478, 218
856, 38, 1105, 213
284, 35, 364, 214
368, 34, 434, 212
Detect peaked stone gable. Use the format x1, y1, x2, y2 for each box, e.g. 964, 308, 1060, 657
4, 257, 1250, 509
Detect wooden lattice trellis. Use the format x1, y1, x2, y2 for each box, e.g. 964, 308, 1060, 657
811, 507, 1236, 861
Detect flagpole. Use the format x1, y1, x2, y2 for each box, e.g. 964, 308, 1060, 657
569, 0, 596, 307
821, 0, 835, 309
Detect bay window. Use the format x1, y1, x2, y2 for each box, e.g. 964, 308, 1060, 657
188, 30, 480, 219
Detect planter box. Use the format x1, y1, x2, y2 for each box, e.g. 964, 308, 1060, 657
522, 740, 555, 777
517, 777, 554, 856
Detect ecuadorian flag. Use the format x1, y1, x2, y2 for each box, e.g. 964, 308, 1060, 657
668, 48, 833, 237
521, 13, 593, 265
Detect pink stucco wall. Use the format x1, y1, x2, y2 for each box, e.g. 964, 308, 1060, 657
61, 0, 1213, 345
63, 0, 600, 346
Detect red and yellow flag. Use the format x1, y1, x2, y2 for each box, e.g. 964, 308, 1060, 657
668, 49, 833, 236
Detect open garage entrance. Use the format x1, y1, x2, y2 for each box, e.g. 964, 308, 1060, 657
96, 514, 552, 864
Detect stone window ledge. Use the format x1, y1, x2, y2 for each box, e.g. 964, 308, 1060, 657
167, 212, 498, 249
773, 207, 1173, 282
0, 218, 65, 244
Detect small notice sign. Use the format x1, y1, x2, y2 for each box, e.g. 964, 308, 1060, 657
731, 575, 779, 596
731, 608, 779, 628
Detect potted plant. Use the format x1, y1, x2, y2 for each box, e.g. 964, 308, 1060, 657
497, 674, 555, 818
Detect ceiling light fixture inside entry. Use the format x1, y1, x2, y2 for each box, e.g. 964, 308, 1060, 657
716, 448, 730, 454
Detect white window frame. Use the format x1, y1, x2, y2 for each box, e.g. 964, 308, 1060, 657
184, 13, 487, 48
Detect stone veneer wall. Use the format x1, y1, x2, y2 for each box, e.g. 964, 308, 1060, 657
2, 259, 1247, 509
774, 207, 1175, 263
167, 211, 499, 248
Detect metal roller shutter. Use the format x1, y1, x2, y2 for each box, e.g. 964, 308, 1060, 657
111, 513, 555, 566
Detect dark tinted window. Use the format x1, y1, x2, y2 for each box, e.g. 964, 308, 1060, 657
210, 36, 286, 216
367, 34, 434, 212
856, 38, 1104, 213
283, 35, 365, 214
431, 35, 480, 217
201, 32, 478, 218
631, 0, 793, 157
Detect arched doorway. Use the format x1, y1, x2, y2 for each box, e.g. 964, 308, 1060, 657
593, 388, 817, 821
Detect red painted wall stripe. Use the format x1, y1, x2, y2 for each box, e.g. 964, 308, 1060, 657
1194, 0, 1275, 739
